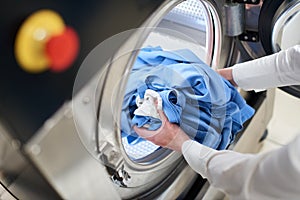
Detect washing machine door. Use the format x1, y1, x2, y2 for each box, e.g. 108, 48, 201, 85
259, 0, 300, 98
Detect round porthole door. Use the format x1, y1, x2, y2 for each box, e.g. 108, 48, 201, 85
73, 0, 235, 199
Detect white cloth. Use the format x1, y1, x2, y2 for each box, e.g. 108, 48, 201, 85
182, 45, 300, 199
134, 89, 162, 128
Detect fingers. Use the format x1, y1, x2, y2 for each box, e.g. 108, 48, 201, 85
133, 99, 169, 141
133, 126, 154, 139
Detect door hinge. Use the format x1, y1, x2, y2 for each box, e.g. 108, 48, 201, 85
98, 140, 131, 187
233, 0, 260, 5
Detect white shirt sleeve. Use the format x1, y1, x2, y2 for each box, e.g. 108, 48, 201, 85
232, 45, 300, 91
182, 134, 300, 200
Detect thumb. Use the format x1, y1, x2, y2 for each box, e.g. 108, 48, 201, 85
154, 99, 167, 122
157, 109, 167, 122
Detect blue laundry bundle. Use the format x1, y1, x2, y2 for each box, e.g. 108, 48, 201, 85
121, 46, 255, 150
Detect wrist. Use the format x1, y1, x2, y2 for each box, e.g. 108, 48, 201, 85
168, 128, 190, 152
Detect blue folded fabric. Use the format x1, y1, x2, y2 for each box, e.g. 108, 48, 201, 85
121, 46, 255, 150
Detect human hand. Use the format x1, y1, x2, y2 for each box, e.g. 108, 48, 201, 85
133, 108, 190, 152
216, 68, 238, 87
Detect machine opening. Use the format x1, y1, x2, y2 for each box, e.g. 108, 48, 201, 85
121, 0, 218, 163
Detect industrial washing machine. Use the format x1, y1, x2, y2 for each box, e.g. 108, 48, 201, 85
1, 0, 300, 199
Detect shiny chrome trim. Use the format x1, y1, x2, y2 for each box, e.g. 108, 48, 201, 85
272, 0, 300, 52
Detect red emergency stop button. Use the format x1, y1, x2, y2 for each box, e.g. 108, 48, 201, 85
15, 10, 80, 73
46, 27, 79, 72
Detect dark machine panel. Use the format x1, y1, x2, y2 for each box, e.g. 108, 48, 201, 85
0, 0, 164, 143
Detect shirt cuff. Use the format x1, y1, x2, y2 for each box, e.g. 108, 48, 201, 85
182, 140, 218, 178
